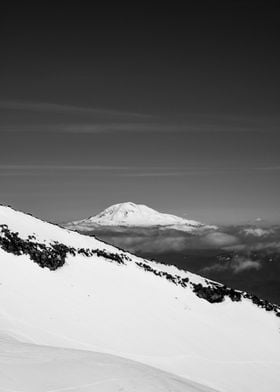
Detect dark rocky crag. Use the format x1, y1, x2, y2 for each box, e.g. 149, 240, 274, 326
0, 224, 127, 270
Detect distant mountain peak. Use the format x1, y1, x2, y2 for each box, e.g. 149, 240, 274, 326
65, 202, 212, 230
96, 202, 154, 219
93, 202, 182, 223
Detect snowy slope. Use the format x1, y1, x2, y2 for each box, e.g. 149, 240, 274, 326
64, 202, 215, 232
0, 205, 280, 392
0, 334, 216, 392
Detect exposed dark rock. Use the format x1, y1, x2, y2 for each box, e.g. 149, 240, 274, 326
0, 224, 127, 270
135, 260, 280, 315
192, 283, 225, 303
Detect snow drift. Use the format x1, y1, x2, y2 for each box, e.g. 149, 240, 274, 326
0, 334, 216, 392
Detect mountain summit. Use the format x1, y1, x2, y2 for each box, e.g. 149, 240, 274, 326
64, 202, 214, 232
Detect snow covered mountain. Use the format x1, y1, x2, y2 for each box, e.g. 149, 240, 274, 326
64, 201, 216, 232
0, 205, 280, 392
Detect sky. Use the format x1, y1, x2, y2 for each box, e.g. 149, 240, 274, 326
0, 2, 280, 224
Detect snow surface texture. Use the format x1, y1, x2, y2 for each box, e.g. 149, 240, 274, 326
0, 335, 216, 392
0, 205, 280, 392
64, 201, 216, 232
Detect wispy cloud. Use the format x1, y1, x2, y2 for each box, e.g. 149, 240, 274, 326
0, 164, 133, 170
0, 122, 217, 134
255, 166, 280, 172
47, 123, 170, 133
0, 164, 129, 177
0, 100, 152, 119
201, 232, 239, 247
1, 100, 279, 134
0, 164, 135, 175
201, 256, 262, 274
0, 164, 220, 178
233, 259, 262, 273
1, 164, 280, 177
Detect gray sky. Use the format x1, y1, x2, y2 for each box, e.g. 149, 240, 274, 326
0, 4, 279, 224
